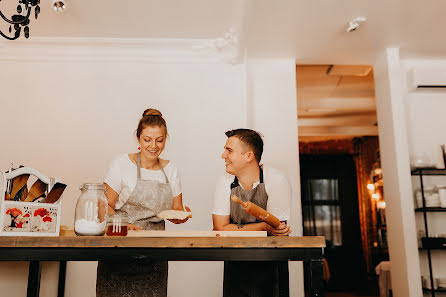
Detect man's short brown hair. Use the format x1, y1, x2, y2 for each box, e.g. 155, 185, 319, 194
225, 129, 263, 163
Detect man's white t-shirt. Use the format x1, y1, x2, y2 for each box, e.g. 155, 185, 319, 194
212, 167, 291, 221
104, 154, 182, 209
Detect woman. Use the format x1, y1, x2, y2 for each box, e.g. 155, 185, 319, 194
96, 108, 190, 297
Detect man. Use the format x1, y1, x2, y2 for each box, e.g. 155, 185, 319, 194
212, 129, 292, 297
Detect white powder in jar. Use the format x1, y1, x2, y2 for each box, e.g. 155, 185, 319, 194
75, 219, 106, 236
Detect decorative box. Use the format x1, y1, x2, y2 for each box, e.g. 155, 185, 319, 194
0, 167, 63, 236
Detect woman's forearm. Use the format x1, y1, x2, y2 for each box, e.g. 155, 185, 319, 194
107, 205, 116, 215
171, 194, 184, 210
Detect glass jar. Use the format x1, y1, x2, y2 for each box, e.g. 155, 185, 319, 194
106, 213, 129, 236
414, 186, 436, 208
437, 185, 446, 208
74, 183, 107, 236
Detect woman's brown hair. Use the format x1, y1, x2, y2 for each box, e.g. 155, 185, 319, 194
136, 108, 168, 138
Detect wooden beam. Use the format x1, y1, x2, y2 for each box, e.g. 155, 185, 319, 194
298, 114, 377, 127
298, 126, 378, 136
298, 97, 376, 111
326, 65, 372, 77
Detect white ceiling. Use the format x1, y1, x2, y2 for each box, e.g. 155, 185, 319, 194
1, 0, 446, 62
0, 0, 233, 39
249, 0, 446, 63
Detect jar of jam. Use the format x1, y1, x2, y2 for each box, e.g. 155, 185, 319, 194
106, 213, 129, 236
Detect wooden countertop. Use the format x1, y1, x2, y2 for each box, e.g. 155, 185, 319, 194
0, 235, 325, 249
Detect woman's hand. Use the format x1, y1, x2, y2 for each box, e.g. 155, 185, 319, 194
167, 206, 192, 224
267, 222, 291, 236
127, 223, 143, 230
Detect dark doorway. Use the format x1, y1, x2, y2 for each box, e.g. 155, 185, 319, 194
300, 154, 367, 292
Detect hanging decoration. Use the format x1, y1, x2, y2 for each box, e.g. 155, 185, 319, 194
0, 0, 40, 40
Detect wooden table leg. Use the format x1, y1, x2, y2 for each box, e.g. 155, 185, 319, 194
58, 261, 67, 297
27, 261, 41, 297
305, 260, 324, 297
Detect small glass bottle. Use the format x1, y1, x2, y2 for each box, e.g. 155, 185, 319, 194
74, 183, 107, 236
106, 213, 129, 236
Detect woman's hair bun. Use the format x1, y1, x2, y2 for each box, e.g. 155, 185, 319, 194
143, 108, 162, 117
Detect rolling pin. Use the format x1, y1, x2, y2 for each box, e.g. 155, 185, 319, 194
231, 195, 281, 228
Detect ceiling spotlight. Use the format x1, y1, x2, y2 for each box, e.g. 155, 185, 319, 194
52, 0, 68, 12
346, 16, 367, 32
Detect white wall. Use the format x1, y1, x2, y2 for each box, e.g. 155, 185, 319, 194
373, 48, 422, 297
402, 58, 446, 290
0, 49, 302, 296
0, 58, 245, 297
246, 59, 303, 297
373, 51, 446, 296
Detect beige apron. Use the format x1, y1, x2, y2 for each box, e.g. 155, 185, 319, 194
97, 153, 174, 297
224, 167, 284, 297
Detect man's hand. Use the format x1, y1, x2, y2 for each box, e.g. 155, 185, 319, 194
267, 222, 291, 236
127, 223, 143, 230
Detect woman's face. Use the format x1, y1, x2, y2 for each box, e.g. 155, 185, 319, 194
138, 126, 166, 160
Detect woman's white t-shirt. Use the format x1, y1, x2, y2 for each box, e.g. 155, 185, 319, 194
104, 154, 182, 209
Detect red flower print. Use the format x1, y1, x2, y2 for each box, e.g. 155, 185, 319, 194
16, 223, 23, 228
34, 208, 49, 217
6, 208, 22, 216
42, 216, 52, 223
24, 214, 30, 218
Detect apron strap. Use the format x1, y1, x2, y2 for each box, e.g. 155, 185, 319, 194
230, 166, 264, 189
259, 167, 264, 183
136, 153, 170, 183
137, 153, 142, 180
160, 164, 169, 184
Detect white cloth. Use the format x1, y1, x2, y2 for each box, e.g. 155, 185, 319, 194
375, 261, 391, 275
104, 154, 182, 209
212, 167, 291, 221
375, 261, 391, 297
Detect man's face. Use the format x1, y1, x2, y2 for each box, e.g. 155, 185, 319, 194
221, 136, 249, 175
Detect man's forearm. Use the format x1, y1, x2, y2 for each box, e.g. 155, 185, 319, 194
216, 222, 270, 232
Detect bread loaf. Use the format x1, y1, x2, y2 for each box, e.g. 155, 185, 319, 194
157, 210, 192, 220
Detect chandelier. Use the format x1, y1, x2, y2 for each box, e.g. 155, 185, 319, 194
0, 0, 41, 40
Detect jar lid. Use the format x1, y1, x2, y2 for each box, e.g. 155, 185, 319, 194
80, 183, 106, 191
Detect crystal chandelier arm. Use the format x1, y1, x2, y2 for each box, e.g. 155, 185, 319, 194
0, 28, 20, 40
0, 5, 32, 25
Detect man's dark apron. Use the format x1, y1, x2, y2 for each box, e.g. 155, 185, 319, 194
97, 153, 173, 297
223, 167, 288, 297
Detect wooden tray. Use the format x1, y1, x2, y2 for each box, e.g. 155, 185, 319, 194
60, 228, 267, 237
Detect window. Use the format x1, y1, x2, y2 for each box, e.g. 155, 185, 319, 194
302, 179, 342, 247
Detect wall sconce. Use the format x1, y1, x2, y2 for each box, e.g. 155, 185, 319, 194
377, 201, 386, 209
367, 183, 375, 191
372, 193, 380, 200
